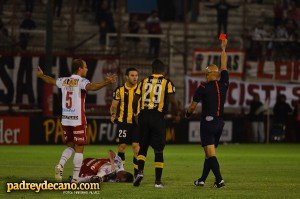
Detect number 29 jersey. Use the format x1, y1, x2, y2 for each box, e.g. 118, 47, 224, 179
56, 74, 90, 126
135, 74, 175, 113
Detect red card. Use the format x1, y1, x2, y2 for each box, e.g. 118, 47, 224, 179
219, 34, 227, 40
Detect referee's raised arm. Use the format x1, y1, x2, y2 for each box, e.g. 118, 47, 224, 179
220, 39, 228, 71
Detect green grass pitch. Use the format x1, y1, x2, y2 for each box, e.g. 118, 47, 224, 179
0, 144, 299, 199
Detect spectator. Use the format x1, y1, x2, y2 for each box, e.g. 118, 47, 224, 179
127, 14, 140, 53
251, 21, 268, 60
274, 23, 289, 59
285, 18, 297, 39
0, 0, 8, 15
96, 0, 115, 47
76, 0, 91, 13
19, 12, 36, 50
96, 0, 115, 31
292, 99, 300, 141
289, 3, 300, 28
145, 10, 162, 57
205, 0, 239, 36
273, 0, 284, 29
0, 18, 10, 49
53, 0, 63, 17
99, 21, 109, 46
248, 94, 265, 143
0, 18, 8, 36
272, 94, 293, 141
25, 0, 35, 13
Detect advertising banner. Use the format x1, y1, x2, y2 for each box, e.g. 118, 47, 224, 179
0, 116, 30, 145
29, 117, 186, 145
0, 54, 119, 106
185, 76, 300, 107
188, 121, 232, 143
193, 49, 245, 77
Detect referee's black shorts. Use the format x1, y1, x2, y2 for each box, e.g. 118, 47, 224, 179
138, 110, 166, 151
200, 116, 225, 147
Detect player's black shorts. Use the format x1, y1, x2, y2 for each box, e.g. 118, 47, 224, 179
200, 116, 224, 147
116, 122, 139, 144
138, 110, 166, 151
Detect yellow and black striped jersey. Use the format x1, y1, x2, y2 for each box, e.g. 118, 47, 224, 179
113, 84, 138, 123
135, 74, 175, 113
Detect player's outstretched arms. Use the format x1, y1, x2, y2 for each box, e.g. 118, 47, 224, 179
220, 39, 228, 71
185, 101, 198, 118
36, 66, 56, 85
86, 74, 117, 91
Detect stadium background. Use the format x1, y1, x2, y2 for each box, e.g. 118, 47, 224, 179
0, 0, 299, 145
0, 0, 300, 198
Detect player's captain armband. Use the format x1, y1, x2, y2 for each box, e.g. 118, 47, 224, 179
219, 33, 227, 40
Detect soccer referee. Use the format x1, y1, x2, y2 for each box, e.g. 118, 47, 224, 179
186, 39, 228, 188
132, 59, 180, 188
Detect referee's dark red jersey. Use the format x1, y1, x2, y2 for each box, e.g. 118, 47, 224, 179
193, 70, 229, 118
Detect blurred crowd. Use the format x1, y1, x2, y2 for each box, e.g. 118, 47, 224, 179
244, 0, 300, 60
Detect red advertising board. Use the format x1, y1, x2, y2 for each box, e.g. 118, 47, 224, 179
0, 117, 30, 145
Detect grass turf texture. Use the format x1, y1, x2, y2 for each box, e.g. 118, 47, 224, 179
0, 144, 299, 199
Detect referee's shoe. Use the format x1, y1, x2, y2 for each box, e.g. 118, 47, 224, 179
214, 180, 225, 188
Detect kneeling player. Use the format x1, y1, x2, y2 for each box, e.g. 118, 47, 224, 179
77, 150, 133, 183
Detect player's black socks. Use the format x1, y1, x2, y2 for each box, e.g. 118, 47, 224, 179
208, 156, 223, 183
154, 152, 164, 182
137, 154, 146, 172
199, 158, 210, 182
133, 156, 138, 176
137, 146, 148, 173
118, 152, 125, 163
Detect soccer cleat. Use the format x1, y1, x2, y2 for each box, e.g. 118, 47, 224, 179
194, 179, 205, 186
154, 181, 164, 188
214, 180, 225, 188
133, 172, 143, 187
55, 164, 63, 181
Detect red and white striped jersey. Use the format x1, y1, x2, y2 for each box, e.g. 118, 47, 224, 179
56, 74, 90, 126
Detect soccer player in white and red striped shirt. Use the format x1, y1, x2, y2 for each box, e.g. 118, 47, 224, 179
37, 59, 117, 182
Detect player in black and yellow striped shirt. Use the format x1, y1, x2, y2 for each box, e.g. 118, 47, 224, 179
110, 68, 140, 177
132, 59, 180, 188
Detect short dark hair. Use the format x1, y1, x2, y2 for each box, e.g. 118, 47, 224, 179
71, 59, 85, 74
125, 67, 138, 76
151, 59, 165, 73
116, 171, 134, 183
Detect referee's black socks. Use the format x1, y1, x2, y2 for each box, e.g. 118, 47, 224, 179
207, 156, 223, 183
154, 152, 164, 182
199, 158, 210, 182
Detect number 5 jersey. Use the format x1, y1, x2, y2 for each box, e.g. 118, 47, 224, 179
56, 74, 90, 126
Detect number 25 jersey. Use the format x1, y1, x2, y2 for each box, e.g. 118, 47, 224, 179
56, 74, 90, 126
136, 74, 175, 113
